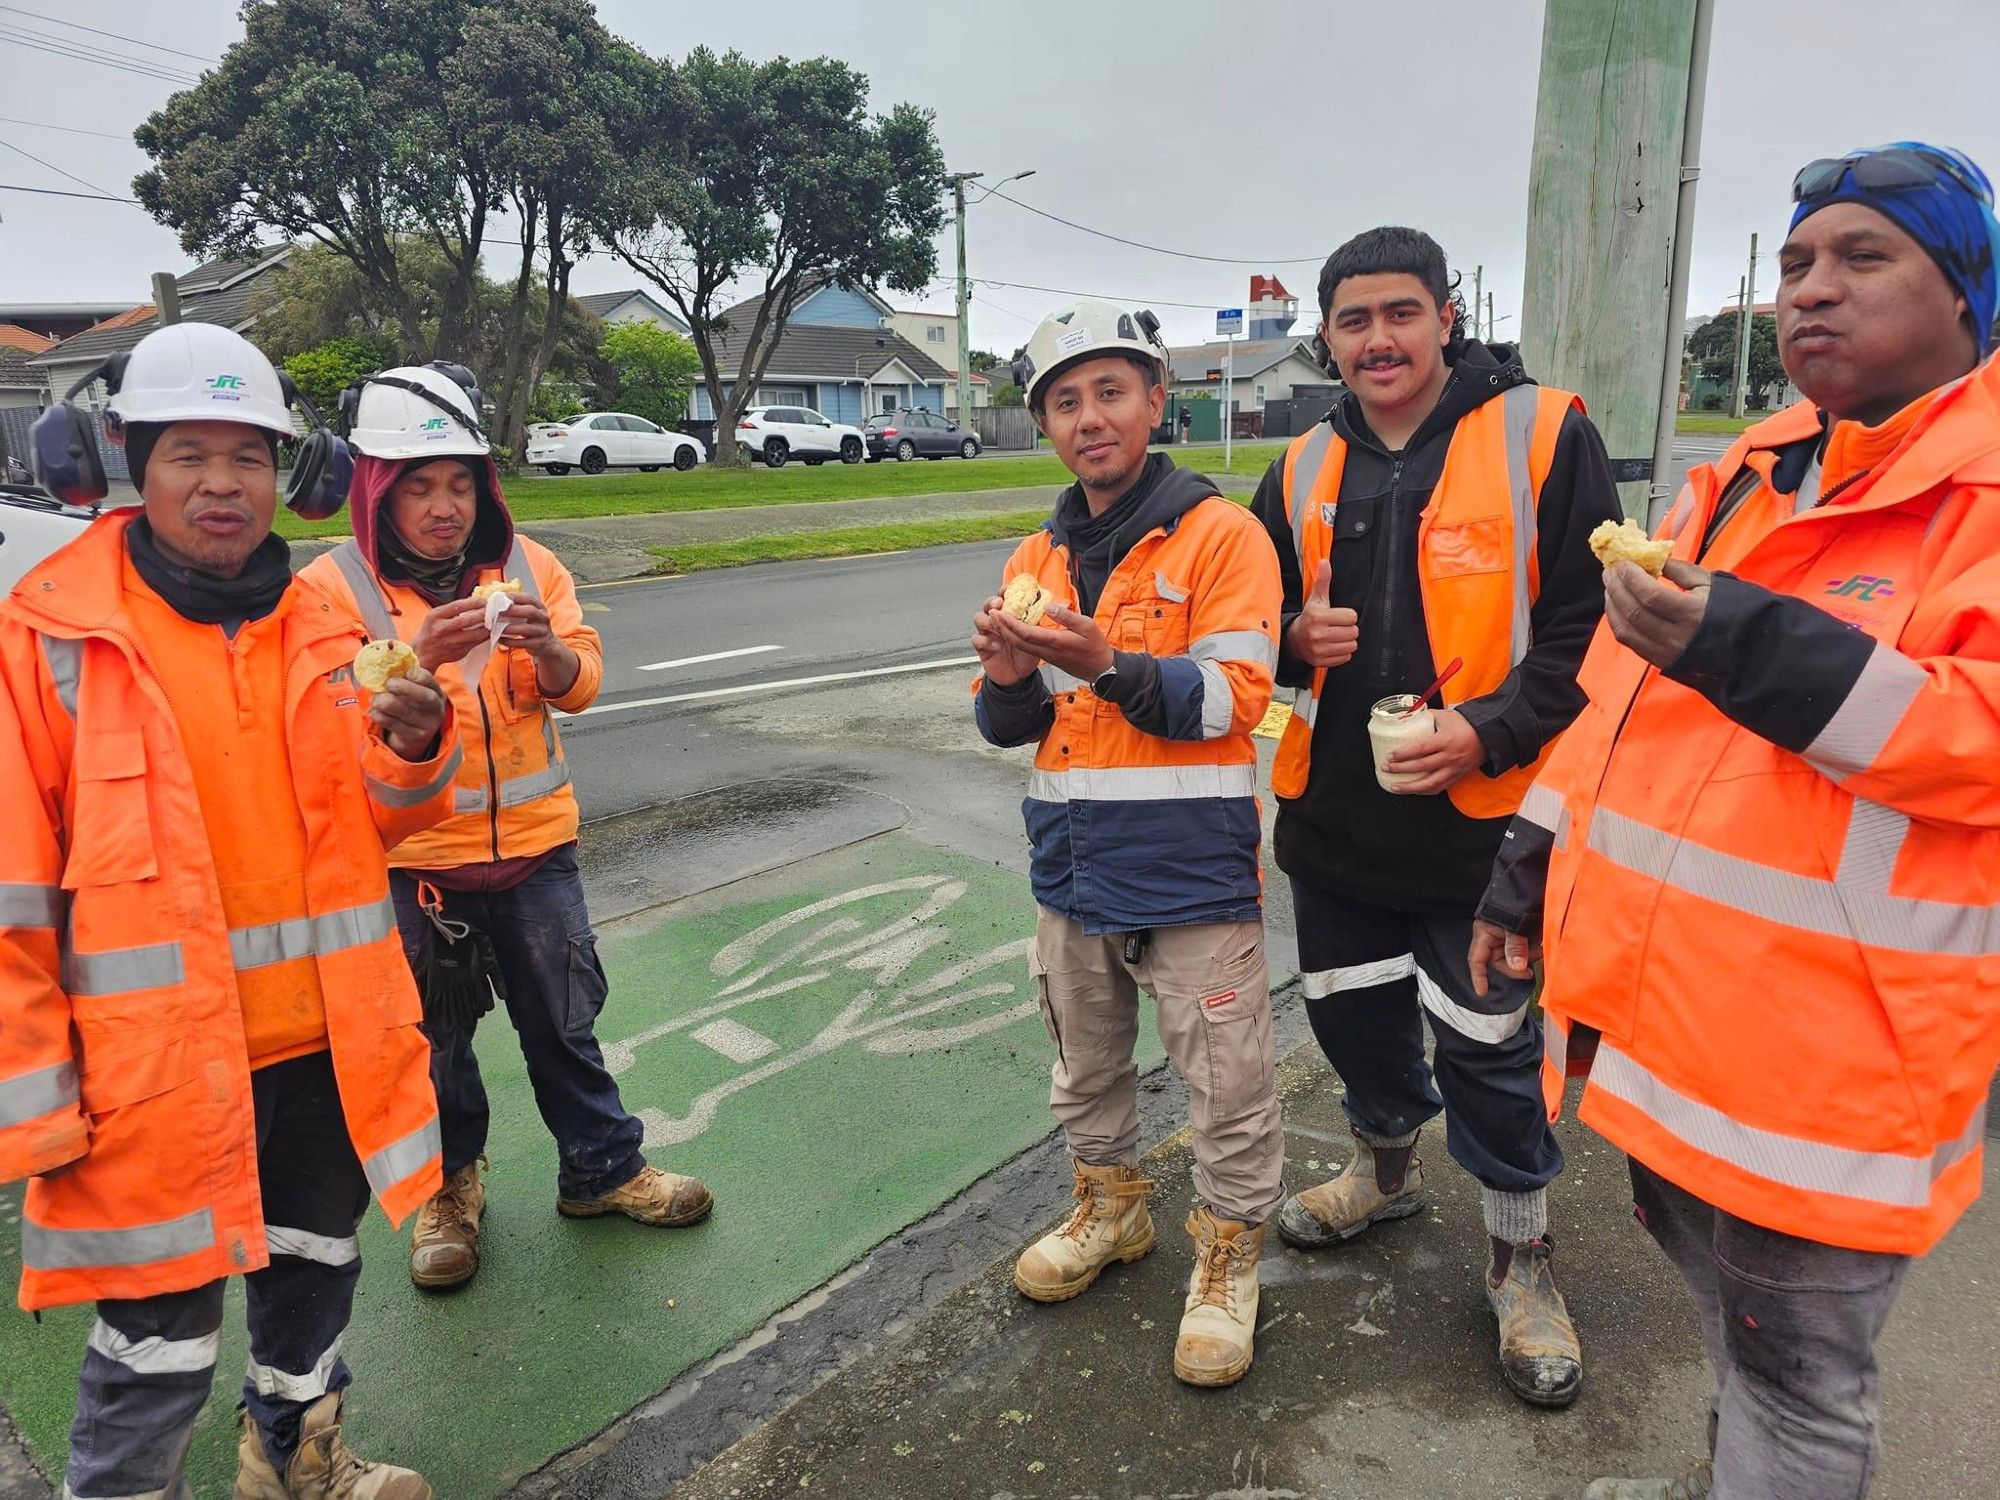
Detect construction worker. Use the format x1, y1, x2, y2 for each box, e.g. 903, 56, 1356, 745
1474, 142, 2000, 1500
1250, 227, 1622, 1408
972, 300, 1283, 1387
300, 365, 711, 1293
0, 323, 455, 1497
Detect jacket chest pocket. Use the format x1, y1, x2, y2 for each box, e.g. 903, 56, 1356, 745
1114, 572, 1193, 656
62, 728, 159, 889
1423, 514, 1510, 579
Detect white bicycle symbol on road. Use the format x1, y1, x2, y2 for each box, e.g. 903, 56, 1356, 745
600, 875, 1035, 1146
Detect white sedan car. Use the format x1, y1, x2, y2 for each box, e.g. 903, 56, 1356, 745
525, 412, 705, 475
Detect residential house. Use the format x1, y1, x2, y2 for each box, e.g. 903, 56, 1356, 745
0, 303, 137, 342
1166, 337, 1326, 414
687, 279, 951, 426
0, 327, 56, 410
575, 288, 691, 336
886, 309, 991, 412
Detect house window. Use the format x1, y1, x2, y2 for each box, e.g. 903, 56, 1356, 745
1253, 384, 1266, 406
926, 326, 945, 343
756, 385, 809, 407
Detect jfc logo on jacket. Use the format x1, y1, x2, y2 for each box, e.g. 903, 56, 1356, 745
1825, 574, 1895, 603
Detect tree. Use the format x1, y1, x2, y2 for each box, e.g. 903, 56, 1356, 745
969, 349, 1002, 374
595, 322, 701, 429
282, 335, 397, 412
595, 49, 946, 466
993, 382, 1025, 409
1688, 310, 1784, 408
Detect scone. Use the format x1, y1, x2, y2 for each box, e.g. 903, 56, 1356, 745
353, 638, 418, 691
1001, 573, 1052, 625
1588, 519, 1674, 576
473, 577, 524, 600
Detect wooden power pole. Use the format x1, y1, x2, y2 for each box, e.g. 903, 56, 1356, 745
1522, 0, 1708, 521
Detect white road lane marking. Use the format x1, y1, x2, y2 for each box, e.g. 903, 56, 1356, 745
564, 656, 978, 719
689, 1018, 780, 1063
636, 644, 783, 673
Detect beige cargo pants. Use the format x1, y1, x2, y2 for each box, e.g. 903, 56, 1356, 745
1030, 907, 1285, 1225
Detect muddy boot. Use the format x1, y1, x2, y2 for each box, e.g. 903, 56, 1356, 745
1013, 1160, 1156, 1303
1174, 1207, 1265, 1387
409, 1160, 485, 1290
1488, 1236, 1584, 1408
558, 1165, 712, 1227
234, 1394, 433, 1498
1581, 1459, 1713, 1499
1275, 1129, 1423, 1249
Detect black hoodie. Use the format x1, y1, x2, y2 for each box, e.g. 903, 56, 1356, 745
1249, 340, 1621, 912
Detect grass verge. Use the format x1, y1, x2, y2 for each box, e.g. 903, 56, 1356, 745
1675, 413, 1772, 436
645, 510, 1053, 574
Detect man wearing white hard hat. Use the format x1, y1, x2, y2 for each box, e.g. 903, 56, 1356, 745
2, 322, 456, 1496
303, 364, 711, 1296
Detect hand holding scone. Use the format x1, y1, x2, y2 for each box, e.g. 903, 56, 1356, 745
1605, 557, 1714, 669
1001, 573, 1052, 624
352, 638, 417, 691
367, 663, 449, 761
974, 591, 1040, 686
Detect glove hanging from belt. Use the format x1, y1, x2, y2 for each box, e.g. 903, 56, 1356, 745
412, 880, 503, 1040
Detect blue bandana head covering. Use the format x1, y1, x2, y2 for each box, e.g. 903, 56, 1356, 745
1791, 142, 2000, 358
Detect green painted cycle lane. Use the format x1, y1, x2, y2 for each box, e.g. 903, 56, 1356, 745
0, 835, 1165, 1494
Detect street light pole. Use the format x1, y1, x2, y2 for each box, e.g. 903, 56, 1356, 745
950, 168, 1035, 426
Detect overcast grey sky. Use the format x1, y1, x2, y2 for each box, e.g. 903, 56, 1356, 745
2, 0, 1997, 356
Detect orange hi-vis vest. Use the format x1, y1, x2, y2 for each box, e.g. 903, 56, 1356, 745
300, 536, 601, 868
1528, 367, 2000, 1257
0, 512, 453, 1310
1270, 383, 1581, 818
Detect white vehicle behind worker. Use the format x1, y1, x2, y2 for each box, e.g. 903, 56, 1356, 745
525, 412, 705, 475
735, 406, 866, 467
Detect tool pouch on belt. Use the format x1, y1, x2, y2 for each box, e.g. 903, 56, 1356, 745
413, 880, 503, 1040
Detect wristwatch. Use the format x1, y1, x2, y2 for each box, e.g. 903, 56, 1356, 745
1091, 661, 1120, 700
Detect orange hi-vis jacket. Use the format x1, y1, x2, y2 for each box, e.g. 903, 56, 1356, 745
0, 512, 455, 1310
1507, 363, 2000, 1256
1271, 383, 1582, 819
300, 535, 601, 869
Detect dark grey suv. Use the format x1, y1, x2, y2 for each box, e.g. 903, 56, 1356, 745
863, 407, 981, 462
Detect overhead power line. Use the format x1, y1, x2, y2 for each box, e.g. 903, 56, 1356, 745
986, 189, 1324, 267
972, 276, 1239, 312
0, 181, 140, 203
0, 114, 132, 141
0, 24, 201, 87
0, 5, 216, 65
0, 137, 121, 199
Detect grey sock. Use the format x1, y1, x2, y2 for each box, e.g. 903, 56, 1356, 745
1482, 1186, 1548, 1245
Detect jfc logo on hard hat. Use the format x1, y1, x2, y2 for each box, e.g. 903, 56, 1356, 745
421, 417, 449, 437
205, 374, 246, 402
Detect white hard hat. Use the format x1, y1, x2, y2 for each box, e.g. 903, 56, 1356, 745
106, 322, 294, 437
1020, 300, 1171, 409
343, 364, 489, 459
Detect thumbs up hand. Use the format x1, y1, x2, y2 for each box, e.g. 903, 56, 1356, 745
1286, 559, 1360, 668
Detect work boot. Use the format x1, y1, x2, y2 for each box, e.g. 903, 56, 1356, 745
1275, 1130, 1424, 1248
409, 1160, 484, 1290
1174, 1206, 1265, 1387
1581, 1459, 1713, 1499
1488, 1236, 1584, 1408
234, 1394, 433, 1498
1014, 1160, 1156, 1302
557, 1164, 712, 1226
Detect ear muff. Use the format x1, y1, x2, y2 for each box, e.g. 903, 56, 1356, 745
26, 354, 129, 505
281, 380, 353, 521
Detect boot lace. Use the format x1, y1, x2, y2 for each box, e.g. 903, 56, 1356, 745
423, 1162, 481, 1238
1189, 1226, 1253, 1311
1055, 1171, 1153, 1242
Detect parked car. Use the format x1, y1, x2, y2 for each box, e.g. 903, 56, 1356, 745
1, 481, 95, 593
863, 408, 982, 462
524, 412, 705, 475
735, 406, 866, 467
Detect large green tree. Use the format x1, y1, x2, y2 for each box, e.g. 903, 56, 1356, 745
594, 321, 701, 429
595, 49, 946, 465
1689, 310, 1785, 408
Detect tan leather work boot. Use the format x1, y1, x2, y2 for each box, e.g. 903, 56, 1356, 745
1173, 1206, 1265, 1387
1582, 1460, 1713, 1499
1012, 1160, 1156, 1303
1489, 1237, 1584, 1407
1275, 1131, 1424, 1249
558, 1164, 713, 1226
234, 1394, 432, 1498
409, 1161, 484, 1290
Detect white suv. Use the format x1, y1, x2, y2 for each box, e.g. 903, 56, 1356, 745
736, 406, 866, 467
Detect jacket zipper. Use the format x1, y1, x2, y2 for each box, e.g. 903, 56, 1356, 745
1377, 456, 1405, 682
475, 690, 501, 860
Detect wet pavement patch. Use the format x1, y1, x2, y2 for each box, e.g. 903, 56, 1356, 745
0, 832, 1153, 1496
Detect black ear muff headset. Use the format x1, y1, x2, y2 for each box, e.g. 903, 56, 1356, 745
28, 352, 355, 519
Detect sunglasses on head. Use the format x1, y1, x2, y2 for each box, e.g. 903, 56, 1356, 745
1793, 148, 1993, 208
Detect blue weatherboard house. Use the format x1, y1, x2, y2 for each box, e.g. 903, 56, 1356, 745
688, 277, 952, 425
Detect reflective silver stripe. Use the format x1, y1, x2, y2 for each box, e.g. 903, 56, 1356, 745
331, 542, 399, 641
0, 1059, 78, 1128
1190, 630, 1278, 671
87, 1319, 219, 1376
247, 1336, 344, 1403
1286, 424, 1336, 553
266, 1225, 360, 1267
1416, 963, 1529, 1044
1499, 384, 1541, 665
1026, 762, 1259, 803
363, 1118, 441, 1196
1517, 783, 1570, 848
1543, 1010, 1568, 1077
1591, 1040, 1985, 1209
365, 743, 464, 809
62, 941, 185, 996
1152, 569, 1189, 604
229, 898, 396, 971
1291, 684, 1317, 728
1298, 954, 1414, 998
40, 634, 81, 719
454, 785, 488, 815
496, 760, 572, 808
1039, 663, 1086, 694
1803, 641, 1927, 783
1194, 660, 1234, 740
0, 881, 63, 928
21, 1208, 215, 1270
1587, 804, 2000, 956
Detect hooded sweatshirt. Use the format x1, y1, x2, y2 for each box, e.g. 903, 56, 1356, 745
1249, 340, 1621, 912
345, 451, 512, 613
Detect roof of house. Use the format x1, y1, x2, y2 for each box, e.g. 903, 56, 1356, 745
576, 289, 641, 317
0, 345, 48, 387
710, 285, 950, 383
1166, 338, 1316, 383
0, 324, 56, 355
28, 247, 292, 369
